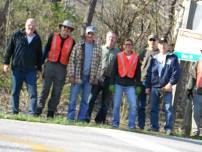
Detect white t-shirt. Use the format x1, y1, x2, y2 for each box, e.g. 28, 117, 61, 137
156, 53, 167, 77
27, 34, 35, 44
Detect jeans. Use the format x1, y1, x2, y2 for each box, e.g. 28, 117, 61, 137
38, 62, 66, 112
112, 84, 137, 128
87, 77, 111, 123
11, 68, 37, 114
67, 75, 92, 120
192, 89, 202, 135
150, 87, 173, 130
137, 84, 146, 129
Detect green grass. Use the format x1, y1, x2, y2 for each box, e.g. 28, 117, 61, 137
0, 112, 201, 140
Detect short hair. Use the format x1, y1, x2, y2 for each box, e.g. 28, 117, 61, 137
124, 38, 133, 44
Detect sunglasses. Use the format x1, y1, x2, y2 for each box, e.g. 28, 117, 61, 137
149, 39, 156, 41
63, 26, 73, 30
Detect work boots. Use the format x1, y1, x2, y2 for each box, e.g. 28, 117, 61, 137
47, 111, 55, 118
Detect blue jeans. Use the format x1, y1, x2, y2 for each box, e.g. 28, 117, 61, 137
11, 69, 37, 114
192, 89, 202, 134
67, 76, 92, 120
137, 84, 146, 129
150, 87, 173, 130
112, 84, 137, 128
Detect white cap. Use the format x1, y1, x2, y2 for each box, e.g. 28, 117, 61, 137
59, 20, 74, 30
86, 25, 96, 33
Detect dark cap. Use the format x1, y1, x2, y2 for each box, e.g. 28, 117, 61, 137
148, 34, 158, 41
159, 37, 168, 43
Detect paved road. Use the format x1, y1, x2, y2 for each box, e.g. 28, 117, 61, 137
0, 119, 201, 152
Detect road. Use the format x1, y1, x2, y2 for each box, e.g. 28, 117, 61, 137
0, 119, 201, 152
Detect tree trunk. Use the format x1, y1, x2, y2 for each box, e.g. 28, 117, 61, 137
0, 0, 12, 48
80, 0, 98, 38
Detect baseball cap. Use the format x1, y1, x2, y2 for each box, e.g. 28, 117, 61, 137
148, 34, 158, 41
86, 25, 96, 33
159, 37, 168, 43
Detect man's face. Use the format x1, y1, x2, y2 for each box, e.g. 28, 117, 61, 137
148, 38, 158, 50
123, 40, 133, 53
106, 32, 116, 48
158, 42, 168, 53
25, 18, 36, 36
85, 32, 95, 43
61, 25, 73, 37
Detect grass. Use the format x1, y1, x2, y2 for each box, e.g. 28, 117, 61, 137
0, 112, 201, 141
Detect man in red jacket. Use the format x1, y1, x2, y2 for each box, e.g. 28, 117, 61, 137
36, 20, 75, 118
187, 49, 202, 137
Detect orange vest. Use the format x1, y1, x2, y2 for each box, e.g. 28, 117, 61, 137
117, 51, 139, 78
196, 59, 202, 88
48, 32, 74, 65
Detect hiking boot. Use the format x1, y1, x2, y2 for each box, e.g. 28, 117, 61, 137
47, 111, 55, 118
35, 107, 43, 116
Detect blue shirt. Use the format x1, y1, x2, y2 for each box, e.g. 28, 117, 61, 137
83, 42, 93, 76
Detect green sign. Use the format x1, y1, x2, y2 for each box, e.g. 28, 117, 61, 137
174, 28, 202, 62
174, 51, 202, 61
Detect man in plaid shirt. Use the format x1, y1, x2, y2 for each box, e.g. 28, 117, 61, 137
67, 25, 102, 121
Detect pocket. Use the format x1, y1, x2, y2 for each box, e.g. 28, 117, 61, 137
196, 88, 202, 95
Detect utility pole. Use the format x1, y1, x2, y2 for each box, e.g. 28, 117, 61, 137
81, 0, 98, 38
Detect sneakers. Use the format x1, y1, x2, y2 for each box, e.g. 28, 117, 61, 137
165, 129, 172, 135
191, 131, 200, 137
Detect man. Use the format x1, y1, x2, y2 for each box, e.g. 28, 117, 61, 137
36, 20, 75, 118
137, 34, 159, 129
3, 18, 42, 115
86, 31, 119, 124
67, 25, 102, 121
187, 49, 202, 137
145, 37, 180, 135
112, 39, 141, 129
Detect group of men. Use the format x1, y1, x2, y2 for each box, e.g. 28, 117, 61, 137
2, 18, 202, 137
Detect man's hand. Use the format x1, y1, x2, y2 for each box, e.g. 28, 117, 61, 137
163, 83, 172, 92
186, 89, 193, 100
69, 76, 75, 84
145, 88, 150, 94
136, 86, 142, 96
3, 64, 9, 72
109, 85, 115, 93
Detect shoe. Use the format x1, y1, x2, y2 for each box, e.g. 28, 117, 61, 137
165, 129, 172, 135
148, 128, 159, 132
35, 107, 43, 116
47, 111, 55, 118
192, 131, 200, 137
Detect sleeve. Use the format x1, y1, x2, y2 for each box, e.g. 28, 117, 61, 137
169, 55, 181, 85
110, 56, 118, 85
3, 33, 16, 65
187, 62, 197, 90
134, 56, 141, 86
42, 33, 54, 64
144, 57, 153, 88
68, 44, 77, 77
36, 36, 43, 71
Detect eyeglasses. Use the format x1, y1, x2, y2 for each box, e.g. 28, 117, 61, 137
124, 43, 132, 46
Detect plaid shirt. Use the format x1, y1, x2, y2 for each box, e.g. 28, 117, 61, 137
68, 39, 102, 84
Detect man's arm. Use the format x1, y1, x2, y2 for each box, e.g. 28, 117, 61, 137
3, 32, 16, 72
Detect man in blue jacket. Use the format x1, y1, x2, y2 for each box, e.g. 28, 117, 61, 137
145, 37, 180, 135
3, 18, 42, 115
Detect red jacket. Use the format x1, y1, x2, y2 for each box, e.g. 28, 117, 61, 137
48, 32, 74, 65
196, 59, 202, 88
117, 51, 139, 78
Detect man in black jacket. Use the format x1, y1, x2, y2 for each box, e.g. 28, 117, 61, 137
3, 18, 42, 115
